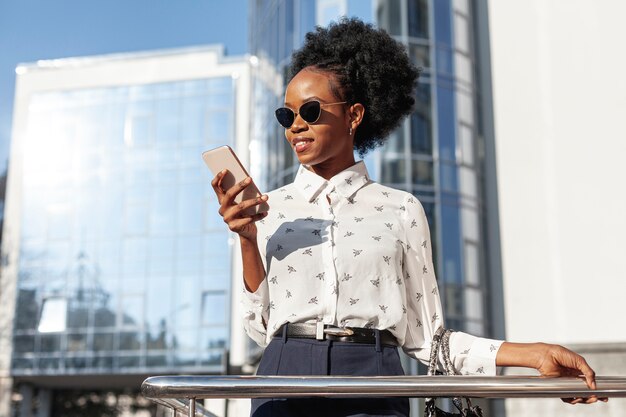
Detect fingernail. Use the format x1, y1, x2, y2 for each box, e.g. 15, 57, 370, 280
261, 195, 268, 201
244, 177, 252, 184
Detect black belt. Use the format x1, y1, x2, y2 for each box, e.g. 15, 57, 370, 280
276, 323, 398, 346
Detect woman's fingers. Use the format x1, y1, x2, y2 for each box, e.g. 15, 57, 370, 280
211, 169, 227, 197
223, 176, 253, 206
223, 195, 269, 222
225, 211, 268, 233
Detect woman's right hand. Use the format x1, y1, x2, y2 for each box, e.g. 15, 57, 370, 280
211, 169, 269, 241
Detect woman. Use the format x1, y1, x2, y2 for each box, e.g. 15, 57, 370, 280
212, 18, 603, 417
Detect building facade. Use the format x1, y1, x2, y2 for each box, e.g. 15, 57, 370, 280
0, 46, 253, 417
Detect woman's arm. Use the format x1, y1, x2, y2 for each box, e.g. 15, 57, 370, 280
211, 170, 268, 291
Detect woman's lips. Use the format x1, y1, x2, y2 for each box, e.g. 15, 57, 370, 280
292, 137, 314, 153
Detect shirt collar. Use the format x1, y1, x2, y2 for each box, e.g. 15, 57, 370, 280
293, 161, 371, 202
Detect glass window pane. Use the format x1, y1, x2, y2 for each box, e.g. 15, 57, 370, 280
408, 0, 429, 38
67, 334, 88, 352
411, 83, 432, 155
464, 241, 480, 286
409, 43, 430, 69
119, 295, 144, 327
93, 333, 114, 351
151, 185, 178, 234
377, 0, 402, 36
205, 111, 231, 143
461, 206, 479, 241
13, 335, 35, 353
119, 331, 142, 350
412, 159, 433, 186
464, 287, 484, 320
454, 13, 470, 53
455, 51, 472, 84
201, 291, 227, 325
38, 297, 67, 333
40, 334, 62, 352
181, 96, 206, 145
381, 158, 406, 184
155, 98, 180, 146
459, 166, 477, 198
459, 124, 474, 165
199, 327, 228, 350
178, 184, 203, 234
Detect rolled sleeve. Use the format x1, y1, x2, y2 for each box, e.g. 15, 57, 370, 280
241, 279, 269, 347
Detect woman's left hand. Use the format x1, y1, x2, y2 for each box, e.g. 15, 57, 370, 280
533, 343, 607, 404
496, 341, 608, 405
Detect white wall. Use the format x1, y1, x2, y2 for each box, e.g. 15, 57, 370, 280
488, 0, 626, 345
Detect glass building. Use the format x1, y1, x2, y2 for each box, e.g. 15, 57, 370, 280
248, 0, 501, 378
0, 46, 252, 416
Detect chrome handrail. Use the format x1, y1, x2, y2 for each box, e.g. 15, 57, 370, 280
141, 375, 626, 416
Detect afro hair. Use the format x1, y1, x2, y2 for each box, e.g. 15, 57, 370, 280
288, 17, 419, 155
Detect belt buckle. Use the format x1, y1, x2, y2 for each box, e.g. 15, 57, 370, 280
323, 326, 354, 337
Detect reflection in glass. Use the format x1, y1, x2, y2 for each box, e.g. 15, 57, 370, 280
119, 295, 143, 327
171, 329, 198, 351
40, 334, 62, 352
409, 43, 430, 69
200, 327, 227, 350
119, 331, 142, 351
200, 351, 224, 367
38, 297, 67, 333
146, 355, 168, 367
174, 352, 197, 367
92, 356, 114, 370
201, 291, 227, 326
67, 334, 87, 352
93, 333, 114, 352
13, 336, 35, 353
14, 77, 234, 374
381, 159, 406, 184
38, 358, 61, 370
411, 159, 433, 186
14, 289, 39, 330
146, 324, 168, 351
65, 356, 88, 369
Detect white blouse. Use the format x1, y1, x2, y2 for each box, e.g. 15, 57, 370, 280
242, 161, 503, 375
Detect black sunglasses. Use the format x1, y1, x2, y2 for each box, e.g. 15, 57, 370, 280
275, 100, 347, 128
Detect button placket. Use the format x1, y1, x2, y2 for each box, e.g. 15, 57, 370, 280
317, 186, 338, 326
327, 188, 340, 324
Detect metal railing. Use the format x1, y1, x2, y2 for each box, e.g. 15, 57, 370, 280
141, 375, 626, 417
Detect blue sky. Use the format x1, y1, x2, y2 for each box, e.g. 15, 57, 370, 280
0, 0, 249, 172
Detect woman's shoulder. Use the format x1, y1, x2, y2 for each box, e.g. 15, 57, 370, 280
364, 181, 418, 204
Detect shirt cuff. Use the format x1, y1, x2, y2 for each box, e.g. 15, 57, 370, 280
242, 279, 268, 307
450, 331, 504, 376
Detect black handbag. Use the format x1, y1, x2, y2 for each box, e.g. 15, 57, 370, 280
424, 327, 484, 417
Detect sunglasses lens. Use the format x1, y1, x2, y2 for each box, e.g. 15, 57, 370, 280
275, 108, 294, 128
300, 101, 321, 123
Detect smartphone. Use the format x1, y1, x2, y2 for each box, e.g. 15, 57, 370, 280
202, 145, 269, 216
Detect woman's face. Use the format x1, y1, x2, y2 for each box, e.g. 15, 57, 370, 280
282, 68, 357, 179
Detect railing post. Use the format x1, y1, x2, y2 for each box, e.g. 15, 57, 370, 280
189, 398, 196, 417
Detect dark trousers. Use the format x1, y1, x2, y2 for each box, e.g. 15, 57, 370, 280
251, 328, 410, 417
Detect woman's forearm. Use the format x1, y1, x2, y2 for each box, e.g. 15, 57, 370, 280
240, 236, 266, 292
495, 341, 545, 368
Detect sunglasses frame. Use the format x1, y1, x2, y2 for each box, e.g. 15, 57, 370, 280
275, 100, 347, 128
